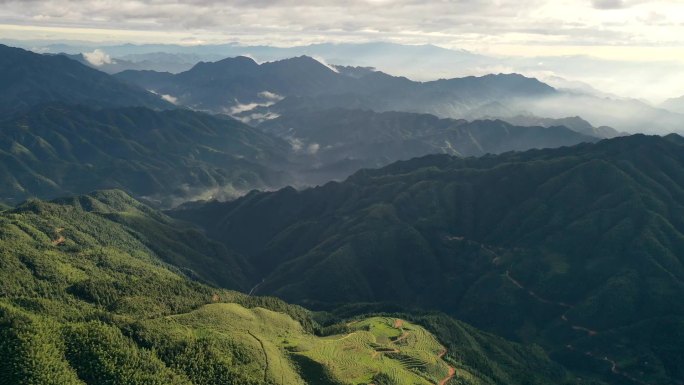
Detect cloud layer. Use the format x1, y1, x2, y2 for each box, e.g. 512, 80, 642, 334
1, 0, 683, 52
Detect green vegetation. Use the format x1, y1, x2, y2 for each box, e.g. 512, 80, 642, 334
0, 104, 292, 206
139, 306, 454, 385
0, 189, 573, 385
174, 134, 684, 385
0, 44, 171, 116
260, 108, 596, 181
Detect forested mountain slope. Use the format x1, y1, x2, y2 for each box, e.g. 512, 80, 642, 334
0, 45, 170, 116
173, 134, 684, 385
0, 104, 291, 206
259, 108, 596, 180
0, 190, 574, 385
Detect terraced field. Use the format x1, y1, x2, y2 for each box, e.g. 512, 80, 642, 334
147, 305, 460, 385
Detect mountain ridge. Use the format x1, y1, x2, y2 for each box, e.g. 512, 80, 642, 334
115, 55, 557, 118
0, 44, 171, 116
114, 52, 684, 134
0, 103, 293, 206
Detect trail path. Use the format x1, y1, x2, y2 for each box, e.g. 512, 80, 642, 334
392, 319, 410, 343
331, 331, 358, 342
247, 330, 269, 383
248, 278, 265, 296
438, 366, 456, 385
505, 270, 648, 385
390, 319, 456, 385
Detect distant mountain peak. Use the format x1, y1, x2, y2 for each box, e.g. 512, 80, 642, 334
191, 55, 259, 70
265, 55, 338, 72
661, 94, 684, 114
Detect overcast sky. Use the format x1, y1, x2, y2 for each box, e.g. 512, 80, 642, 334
1, 0, 684, 61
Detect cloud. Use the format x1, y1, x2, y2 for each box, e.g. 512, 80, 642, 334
591, 0, 626, 9
228, 91, 283, 115
236, 111, 280, 124
288, 137, 304, 152
257, 91, 284, 101
2, 0, 682, 50
228, 91, 283, 114
229, 102, 263, 114
241, 53, 263, 64
82, 48, 112, 66
591, 0, 645, 9
307, 143, 320, 154
161, 94, 178, 104
312, 56, 339, 73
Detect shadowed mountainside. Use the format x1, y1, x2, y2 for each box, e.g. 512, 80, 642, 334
0, 104, 292, 206
0, 44, 171, 116
172, 134, 684, 385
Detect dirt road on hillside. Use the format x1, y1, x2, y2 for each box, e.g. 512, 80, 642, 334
505, 270, 648, 385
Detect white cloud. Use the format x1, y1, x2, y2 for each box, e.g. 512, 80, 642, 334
241, 53, 263, 64
82, 48, 112, 66
307, 143, 320, 154
236, 111, 280, 124
161, 94, 178, 104
257, 91, 284, 102
229, 102, 262, 114
312, 56, 339, 73
2, 0, 684, 51
228, 91, 283, 114
288, 137, 304, 152
283, 137, 320, 154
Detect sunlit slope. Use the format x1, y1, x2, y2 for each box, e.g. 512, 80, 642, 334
0, 190, 573, 385
148, 306, 458, 385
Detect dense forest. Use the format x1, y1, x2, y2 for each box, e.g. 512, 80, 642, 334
0, 190, 576, 385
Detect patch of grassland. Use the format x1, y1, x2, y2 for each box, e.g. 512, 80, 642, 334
148, 306, 461, 385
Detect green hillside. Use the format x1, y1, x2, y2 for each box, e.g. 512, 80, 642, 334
173, 134, 684, 385
0, 104, 292, 206
0, 190, 575, 385
0, 44, 171, 116
258, 108, 596, 183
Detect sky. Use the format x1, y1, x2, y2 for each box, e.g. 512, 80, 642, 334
2, 0, 684, 101
1, 0, 683, 58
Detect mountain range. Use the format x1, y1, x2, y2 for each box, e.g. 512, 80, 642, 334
60, 51, 204, 74
0, 103, 602, 206
662, 95, 684, 114
172, 134, 684, 385
115, 56, 556, 117
499, 115, 622, 139
11, 40, 684, 107
258, 108, 598, 181
0, 44, 610, 206
115, 54, 684, 134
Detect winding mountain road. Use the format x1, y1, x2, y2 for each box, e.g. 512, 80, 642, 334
504, 270, 648, 385
248, 278, 265, 296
